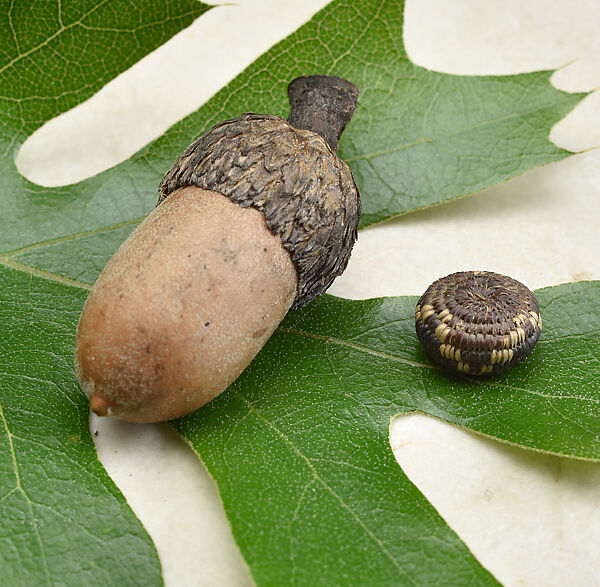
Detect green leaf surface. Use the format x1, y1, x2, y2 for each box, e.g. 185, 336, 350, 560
10, 221, 140, 287
0, 264, 161, 585
0, 0, 211, 583
175, 281, 600, 584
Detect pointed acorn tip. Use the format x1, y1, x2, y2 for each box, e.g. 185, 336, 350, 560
90, 395, 110, 417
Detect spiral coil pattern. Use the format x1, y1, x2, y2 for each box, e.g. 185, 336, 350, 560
415, 271, 542, 376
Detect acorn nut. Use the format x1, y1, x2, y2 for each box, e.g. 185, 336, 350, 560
75, 75, 360, 423
415, 271, 542, 376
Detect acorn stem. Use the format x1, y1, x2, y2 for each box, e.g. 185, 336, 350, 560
287, 75, 359, 153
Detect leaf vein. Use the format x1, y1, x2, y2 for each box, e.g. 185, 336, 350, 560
345, 94, 576, 163
0, 401, 51, 585
233, 388, 414, 583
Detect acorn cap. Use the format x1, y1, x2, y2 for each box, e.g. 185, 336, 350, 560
158, 76, 360, 309
415, 271, 542, 376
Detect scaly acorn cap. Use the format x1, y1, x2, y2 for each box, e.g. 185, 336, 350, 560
158, 75, 360, 309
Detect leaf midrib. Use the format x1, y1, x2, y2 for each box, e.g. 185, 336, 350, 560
2, 216, 144, 257
345, 94, 577, 163
0, 256, 91, 290
277, 327, 600, 405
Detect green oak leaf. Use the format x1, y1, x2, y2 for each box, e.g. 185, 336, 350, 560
175, 281, 600, 585
0, 0, 596, 585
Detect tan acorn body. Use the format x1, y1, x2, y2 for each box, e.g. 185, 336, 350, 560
75, 187, 297, 422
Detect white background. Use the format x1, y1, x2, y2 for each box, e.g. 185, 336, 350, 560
17, 1, 600, 585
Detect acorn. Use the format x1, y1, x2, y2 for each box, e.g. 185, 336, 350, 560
415, 271, 542, 376
75, 75, 360, 423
